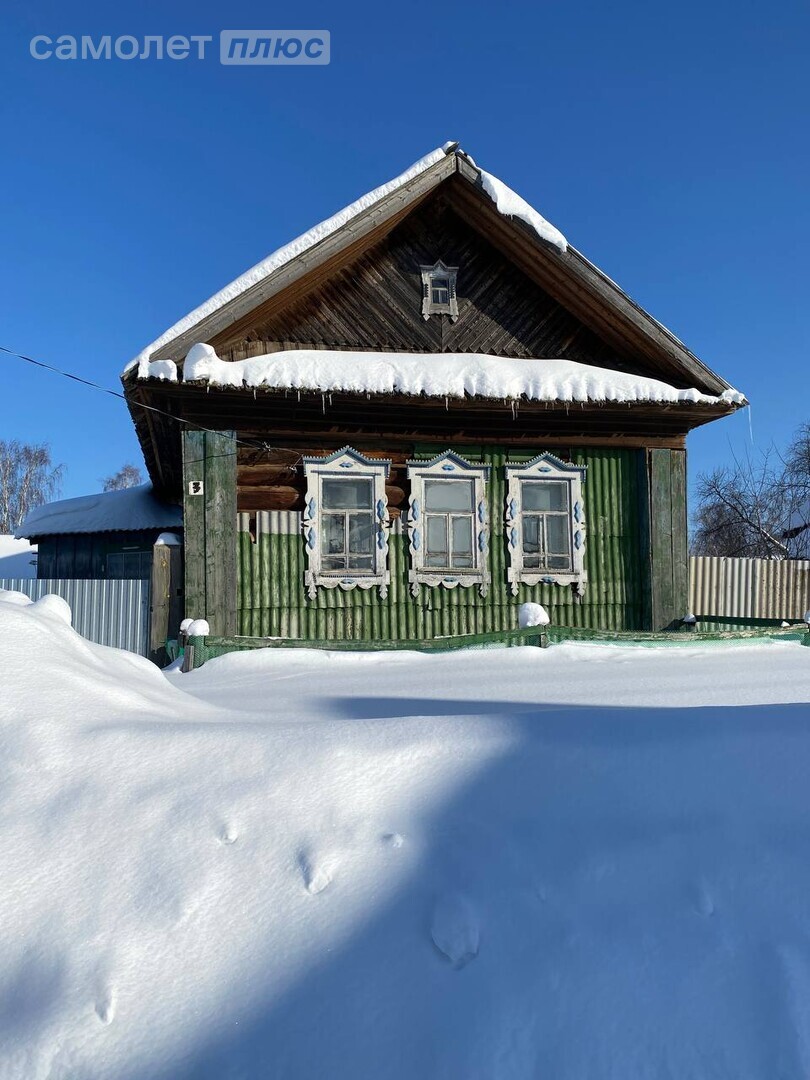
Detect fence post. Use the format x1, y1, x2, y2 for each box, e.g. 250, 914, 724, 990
149, 533, 183, 667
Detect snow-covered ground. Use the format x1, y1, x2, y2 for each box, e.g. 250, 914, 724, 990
2, 594, 810, 1079
0, 535, 37, 577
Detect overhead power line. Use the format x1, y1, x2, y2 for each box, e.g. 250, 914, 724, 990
0, 344, 303, 469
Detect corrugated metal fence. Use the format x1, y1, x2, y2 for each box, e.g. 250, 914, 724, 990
690, 556, 810, 621
0, 578, 150, 655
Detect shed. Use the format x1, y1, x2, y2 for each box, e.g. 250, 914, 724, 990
17, 484, 182, 579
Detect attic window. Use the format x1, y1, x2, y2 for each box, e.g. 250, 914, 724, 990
420, 261, 459, 321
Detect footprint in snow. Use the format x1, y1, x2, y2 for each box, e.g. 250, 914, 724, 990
95, 986, 116, 1025
217, 823, 239, 846
382, 832, 404, 849
298, 851, 335, 895
431, 892, 480, 969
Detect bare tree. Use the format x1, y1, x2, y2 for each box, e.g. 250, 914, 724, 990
0, 440, 64, 533
692, 426, 810, 559
101, 463, 143, 491
780, 423, 810, 557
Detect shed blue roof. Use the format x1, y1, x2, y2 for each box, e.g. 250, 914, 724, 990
16, 484, 181, 539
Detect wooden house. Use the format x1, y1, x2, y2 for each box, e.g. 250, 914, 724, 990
121, 143, 745, 644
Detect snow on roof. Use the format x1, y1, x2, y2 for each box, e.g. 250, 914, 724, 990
168, 343, 745, 407
125, 144, 568, 375
478, 168, 566, 252
16, 484, 182, 540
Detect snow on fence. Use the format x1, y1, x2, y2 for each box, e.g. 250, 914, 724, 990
690, 556, 810, 622
0, 578, 150, 656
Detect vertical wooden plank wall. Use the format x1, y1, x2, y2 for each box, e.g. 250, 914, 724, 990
150, 541, 184, 665
182, 429, 237, 635
205, 431, 238, 636
183, 430, 206, 619
647, 448, 688, 630
670, 450, 688, 619
635, 451, 653, 631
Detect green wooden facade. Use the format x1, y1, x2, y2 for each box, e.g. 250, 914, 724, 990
232, 445, 685, 639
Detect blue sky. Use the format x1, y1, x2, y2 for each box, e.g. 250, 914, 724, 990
1, 0, 807, 504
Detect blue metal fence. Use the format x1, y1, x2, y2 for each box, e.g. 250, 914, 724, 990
0, 578, 151, 655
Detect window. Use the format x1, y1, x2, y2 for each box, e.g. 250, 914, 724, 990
505, 453, 587, 595
321, 478, 374, 572
424, 480, 475, 568
521, 481, 572, 571
406, 451, 490, 596
302, 447, 391, 598
431, 277, 450, 306
420, 260, 459, 320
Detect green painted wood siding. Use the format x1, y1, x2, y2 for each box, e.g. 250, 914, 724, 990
237, 446, 649, 640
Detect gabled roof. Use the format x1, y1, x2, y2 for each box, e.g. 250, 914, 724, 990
16, 484, 182, 540
124, 143, 740, 397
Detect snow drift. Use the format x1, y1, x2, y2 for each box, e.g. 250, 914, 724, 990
2, 593, 810, 1078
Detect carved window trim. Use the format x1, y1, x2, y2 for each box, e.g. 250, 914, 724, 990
420, 260, 459, 321
406, 451, 490, 597
302, 447, 391, 600
504, 453, 587, 595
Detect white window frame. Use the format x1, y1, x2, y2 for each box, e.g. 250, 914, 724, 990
302, 447, 391, 599
406, 451, 490, 597
504, 453, 587, 595
420, 260, 459, 321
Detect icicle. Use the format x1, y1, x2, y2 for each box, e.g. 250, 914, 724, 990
297, 391, 301, 402
445, 396, 449, 411
747, 403, 754, 444
321, 393, 326, 415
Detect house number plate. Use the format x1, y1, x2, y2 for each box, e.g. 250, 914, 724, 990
188, 480, 205, 495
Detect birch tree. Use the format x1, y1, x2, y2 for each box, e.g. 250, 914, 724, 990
101, 463, 143, 491
0, 440, 64, 533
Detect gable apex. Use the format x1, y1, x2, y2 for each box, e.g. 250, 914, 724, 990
123, 142, 739, 399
